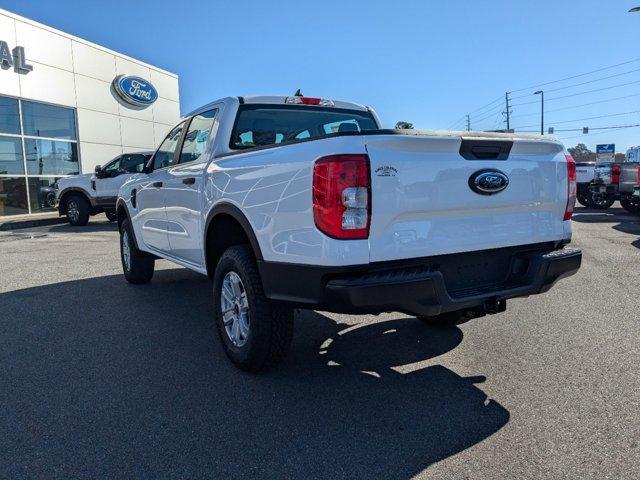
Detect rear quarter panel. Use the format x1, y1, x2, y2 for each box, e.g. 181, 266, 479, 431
205, 136, 370, 266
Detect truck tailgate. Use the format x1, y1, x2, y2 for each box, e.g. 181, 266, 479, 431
365, 134, 568, 262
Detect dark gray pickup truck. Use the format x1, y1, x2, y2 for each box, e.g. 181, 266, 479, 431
590, 161, 640, 213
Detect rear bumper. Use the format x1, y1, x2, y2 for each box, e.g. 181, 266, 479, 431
258, 243, 581, 317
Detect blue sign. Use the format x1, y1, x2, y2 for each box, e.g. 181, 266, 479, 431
596, 144, 615, 154
112, 75, 158, 107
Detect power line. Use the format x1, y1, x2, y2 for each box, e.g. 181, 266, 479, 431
509, 67, 640, 100
511, 79, 640, 107
470, 104, 505, 126
558, 124, 640, 141
510, 92, 640, 119
509, 57, 640, 93
549, 123, 640, 133
511, 110, 640, 130
467, 96, 503, 116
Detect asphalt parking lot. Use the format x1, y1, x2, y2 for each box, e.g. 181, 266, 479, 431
1, 206, 639, 479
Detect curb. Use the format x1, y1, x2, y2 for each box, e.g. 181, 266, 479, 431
0, 216, 66, 231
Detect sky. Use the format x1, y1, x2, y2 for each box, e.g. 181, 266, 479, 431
3, 0, 640, 152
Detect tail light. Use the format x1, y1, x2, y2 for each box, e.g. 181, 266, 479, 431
313, 154, 370, 239
564, 154, 576, 221
637, 165, 640, 185
612, 164, 621, 184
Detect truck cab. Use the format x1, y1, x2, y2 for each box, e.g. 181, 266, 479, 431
56, 151, 151, 225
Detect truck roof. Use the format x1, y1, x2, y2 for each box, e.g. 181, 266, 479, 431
185, 95, 371, 118
240, 95, 370, 111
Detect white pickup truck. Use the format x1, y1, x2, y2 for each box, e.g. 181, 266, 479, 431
116, 95, 582, 371
56, 152, 151, 225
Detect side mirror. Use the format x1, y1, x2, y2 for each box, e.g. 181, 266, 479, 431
94, 165, 104, 178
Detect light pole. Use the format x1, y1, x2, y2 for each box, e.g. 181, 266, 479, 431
534, 90, 544, 135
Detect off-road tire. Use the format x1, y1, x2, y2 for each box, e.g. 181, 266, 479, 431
119, 218, 154, 284
589, 195, 615, 210
66, 194, 90, 226
576, 192, 591, 208
213, 245, 294, 372
620, 196, 640, 214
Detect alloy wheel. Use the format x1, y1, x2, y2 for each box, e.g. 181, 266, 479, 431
220, 271, 250, 347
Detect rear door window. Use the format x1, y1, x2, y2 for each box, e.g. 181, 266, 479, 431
230, 105, 378, 149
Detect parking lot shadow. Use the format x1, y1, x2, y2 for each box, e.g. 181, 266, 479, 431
0, 269, 509, 479
47, 221, 119, 233
573, 206, 640, 247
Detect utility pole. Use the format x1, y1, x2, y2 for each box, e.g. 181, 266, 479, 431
534, 90, 544, 135
466, 114, 471, 132
504, 92, 511, 132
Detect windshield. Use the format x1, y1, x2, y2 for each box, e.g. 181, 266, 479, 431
230, 104, 378, 150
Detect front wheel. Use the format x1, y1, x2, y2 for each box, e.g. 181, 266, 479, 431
589, 194, 615, 210
66, 194, 90, 226
213, 245, 293, 372
576, 192, 591, 208
120, 218, 154, 284
620, 196, 640, 214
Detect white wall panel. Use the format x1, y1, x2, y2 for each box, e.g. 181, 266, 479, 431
152, 97, 181, 126
150, 70, 179, 102
19, 62, 76, 106
15, 20, 73, 71
117, 99, 154, 122
0, 14, 20, 96
115, 56, 150, 80
71, 41, 115, 82
79, 142, 121, 173
120, 117, 155, 149
76, 108, 121, 145
75, 75, 118, 114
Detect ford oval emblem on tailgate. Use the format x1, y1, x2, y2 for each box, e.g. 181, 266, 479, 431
469, 169, 509, 195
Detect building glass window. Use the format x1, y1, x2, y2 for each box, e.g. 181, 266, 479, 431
0, 136, 25, 175
0, 177, 29, 216
0, 95, 80, 216
21, 100, 77, 140
28, 177, 61, 213
0, 97, 20, 135
24, 139, 79, 175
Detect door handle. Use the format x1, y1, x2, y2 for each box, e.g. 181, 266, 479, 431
182, 177, 196, 185
152, 181, 163, 188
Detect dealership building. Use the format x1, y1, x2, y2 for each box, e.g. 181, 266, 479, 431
0, 8, 181, 218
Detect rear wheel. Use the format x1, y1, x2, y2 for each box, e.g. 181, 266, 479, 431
620, 196, 640, 214
65, 194, 90, 226
213, 245, 293, 372
120, 218, 154, 284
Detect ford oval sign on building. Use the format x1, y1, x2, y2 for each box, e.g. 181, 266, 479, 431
112, 75, 158, 107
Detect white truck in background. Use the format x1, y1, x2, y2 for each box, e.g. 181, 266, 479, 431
115, 94, 582, 371
55, 152, 152, 226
